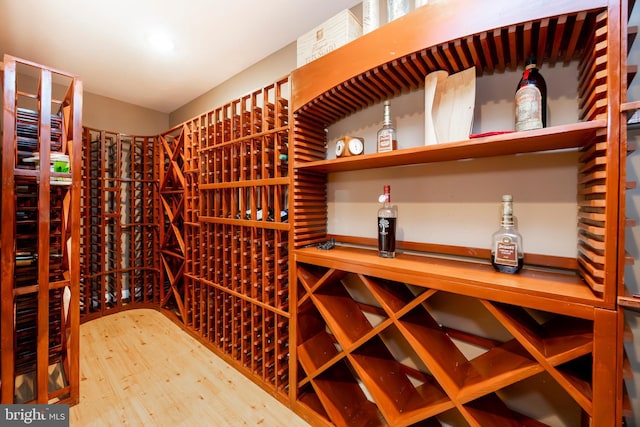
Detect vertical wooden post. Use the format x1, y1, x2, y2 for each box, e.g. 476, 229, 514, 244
36, 68, 52, 403
68, 78, 83, 404
592, 307, 621, 425
1, 56, 17, 404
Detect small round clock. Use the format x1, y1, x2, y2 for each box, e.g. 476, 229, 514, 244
335, 139, 346, 157
336, 136, 365, 157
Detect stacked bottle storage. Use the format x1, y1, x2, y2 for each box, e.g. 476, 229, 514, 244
290, 2, 630, 426
184, 116, 202, 332
179, 77, 292, 396
158, 125, 188, 316
80, 129, 104, 315
105, 133, 122, 308
80, 129, 159, 321
129, 136, 160, 306
1, 55, 81, 404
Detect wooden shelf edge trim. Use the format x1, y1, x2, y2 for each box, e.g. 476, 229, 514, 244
198, 124, 289, 152
195, 275, 290, 317
621, 99, 640, 112
294, 121, 604, 173
200, 176, 289, 189
294, 245, 603, 319
290, 0, 607, 111
83, 267, 161, 279
619, 295, 640, 311
5, 54, 79, 79
327, 234, 578, 270
199, 216, 290, 230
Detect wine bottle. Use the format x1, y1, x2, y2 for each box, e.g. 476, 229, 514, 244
491, 195, 523, 273
515, 56, 547, 131
377, 100, 397, 153
377, 185, 397, 258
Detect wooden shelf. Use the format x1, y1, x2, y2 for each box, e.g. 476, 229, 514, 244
348, 335, 452, 425
295, 245, 600, 318
397, 308, 545, 402
199, 215, 290, 230
311, 359, 386, 426
297, 330, 340, 375
619, 294, 640, 311
294, 120, 605, 173
289, 1, 627, 422
295, 258, 602, 425
200, 176, 289, 189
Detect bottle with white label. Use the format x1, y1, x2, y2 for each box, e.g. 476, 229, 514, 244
515, 56, 547, 131
491, 195, 523, 273
377, 100, 397, 153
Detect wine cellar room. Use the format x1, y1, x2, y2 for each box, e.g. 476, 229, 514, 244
1, 0, 640, 426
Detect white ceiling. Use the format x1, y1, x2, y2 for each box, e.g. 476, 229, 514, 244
0, 0, 361, 113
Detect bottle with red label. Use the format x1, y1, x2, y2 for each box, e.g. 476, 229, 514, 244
491, 195, 523, 273
377, 101, 397, 153
515, 56, 547, 131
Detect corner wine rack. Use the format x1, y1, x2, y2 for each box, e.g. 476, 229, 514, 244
77, 78, 292, 400
80, 129, 159, 320
290, 0, 630, 425
156, 77, 292, 396
1, 55, 82, 404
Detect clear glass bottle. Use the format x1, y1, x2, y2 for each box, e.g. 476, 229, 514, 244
491, 195, 523, 273
377, 185, 397, 258
515, 56, 547, 131
363, 0, 380, 34
377, 100, 397, 153
387, 0, 409, 22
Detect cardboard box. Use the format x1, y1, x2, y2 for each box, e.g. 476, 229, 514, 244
297, 9, 362, 68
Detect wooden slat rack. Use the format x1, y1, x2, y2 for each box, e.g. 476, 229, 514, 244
1, 55, 82, 404
289, 0, 631, 425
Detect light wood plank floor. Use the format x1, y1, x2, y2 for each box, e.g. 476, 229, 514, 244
70, 309, 310, 427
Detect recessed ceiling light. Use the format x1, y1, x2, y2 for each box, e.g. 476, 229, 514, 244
148, 32, 174, 52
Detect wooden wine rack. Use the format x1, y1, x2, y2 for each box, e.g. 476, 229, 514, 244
1, 55, 82, 404
76, 81, 292, 400
30, 0, 631, 422
141, 77, 293, 396
193, 77, 292, 394
80, 129, 160, 320
290, 1, 630, 425
158, 123, 188, 317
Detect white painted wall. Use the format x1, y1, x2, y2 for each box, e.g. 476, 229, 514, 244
326, 64, 580, 258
